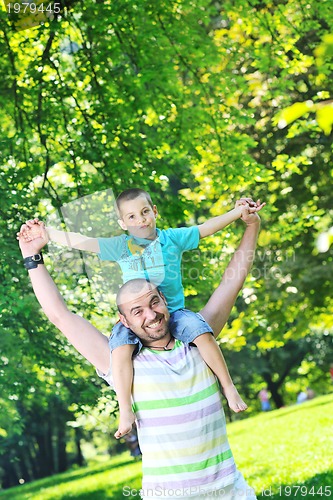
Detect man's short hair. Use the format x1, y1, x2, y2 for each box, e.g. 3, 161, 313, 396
116, 188, 154, 216
116, 279, 158, 315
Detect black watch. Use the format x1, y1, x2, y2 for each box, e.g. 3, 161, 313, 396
23, 253, 44, 270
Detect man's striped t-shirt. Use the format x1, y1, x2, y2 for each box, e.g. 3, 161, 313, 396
131, 339, 236, 498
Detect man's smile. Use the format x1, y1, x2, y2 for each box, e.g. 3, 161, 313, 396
145, 317, 163, 329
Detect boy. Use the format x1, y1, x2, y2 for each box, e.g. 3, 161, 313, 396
19, 188, 264, 438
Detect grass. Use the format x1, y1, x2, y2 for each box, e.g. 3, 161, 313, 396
228, 394, 333, 499
0, 394, 332, 499
0, 454, 142, 500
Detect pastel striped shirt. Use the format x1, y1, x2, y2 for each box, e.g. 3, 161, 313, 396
100, 340, 236, 498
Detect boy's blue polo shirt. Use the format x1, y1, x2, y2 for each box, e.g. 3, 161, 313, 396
98, 226, 200, 313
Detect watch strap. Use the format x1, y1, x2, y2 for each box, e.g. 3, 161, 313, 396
23, 253, 44, 270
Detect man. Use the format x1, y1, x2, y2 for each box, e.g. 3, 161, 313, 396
18, 202, 261, 499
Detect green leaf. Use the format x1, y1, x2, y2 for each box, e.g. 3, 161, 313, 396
274, 101, 314, 129
316, 103, 333, 135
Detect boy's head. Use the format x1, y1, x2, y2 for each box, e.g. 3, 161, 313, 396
116, 188, 158, 240
116, 188, 154, 212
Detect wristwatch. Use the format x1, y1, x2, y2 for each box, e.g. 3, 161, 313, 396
23, 253, 44, 270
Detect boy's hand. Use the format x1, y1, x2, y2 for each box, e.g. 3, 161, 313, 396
240, 199, 265, 225
235, 198, 257, 209
17, 220, 49, 257
17, 218, 49, 242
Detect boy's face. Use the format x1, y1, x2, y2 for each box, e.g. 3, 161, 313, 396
118, 195, 158, 240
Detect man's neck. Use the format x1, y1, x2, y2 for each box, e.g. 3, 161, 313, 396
143, 336, 175, 351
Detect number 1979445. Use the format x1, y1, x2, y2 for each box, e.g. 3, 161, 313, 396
277, 486, 331, 496
6, 3, 60, 14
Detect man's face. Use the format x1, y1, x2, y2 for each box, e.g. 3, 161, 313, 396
117, 195, 158, 240
118, 283, 170, 347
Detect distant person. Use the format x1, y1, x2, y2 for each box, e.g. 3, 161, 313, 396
306, 387, 315, 400
296, 391, 307, 404
297, 387, 315, 404
18, 189, 264, 438
258, 387, 271, 411
123, 424, 141, 459
330, 365, 333, 383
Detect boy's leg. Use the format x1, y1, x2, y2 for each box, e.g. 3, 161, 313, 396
193, 333, 247, 412
110, 322, 142, 439
169, 310, 247, 412
112, 344, 136, 439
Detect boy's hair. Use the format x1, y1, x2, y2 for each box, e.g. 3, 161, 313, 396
116, 188, 153, 216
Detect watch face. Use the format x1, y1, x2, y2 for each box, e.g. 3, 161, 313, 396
24, 254, 43, 268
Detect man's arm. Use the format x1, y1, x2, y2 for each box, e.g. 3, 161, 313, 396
18, 219, 100, 253
18, 225, 110, 374
199, 206, 261, 337
198, 198, 264, 238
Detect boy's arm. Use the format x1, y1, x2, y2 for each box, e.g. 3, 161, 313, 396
47, 226, 100, 253
198, 198, 265, 238
20, 219, 100, 253
17, 224, 110, 374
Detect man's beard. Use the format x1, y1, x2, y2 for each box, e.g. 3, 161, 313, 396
143, 313, 169, 341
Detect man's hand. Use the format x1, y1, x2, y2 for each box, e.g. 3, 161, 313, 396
239, 199, 265, 225
17, 218, 48, 241
17, 220, 49, 257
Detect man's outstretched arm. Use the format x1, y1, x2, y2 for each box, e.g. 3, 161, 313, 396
199, 204, 261, 337
18, 224, 110, 374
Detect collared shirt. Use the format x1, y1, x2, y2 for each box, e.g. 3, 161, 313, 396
98, 226, 200, 313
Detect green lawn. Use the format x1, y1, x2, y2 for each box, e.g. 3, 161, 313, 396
1, 395, 332, 499
228, 394, 333, 499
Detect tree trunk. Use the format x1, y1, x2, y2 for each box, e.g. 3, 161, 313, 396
262, 375, 285, 408
57, 424, 67, 473
75, 427, 85, 467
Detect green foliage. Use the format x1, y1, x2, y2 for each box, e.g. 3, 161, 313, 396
274, 32, 333, 134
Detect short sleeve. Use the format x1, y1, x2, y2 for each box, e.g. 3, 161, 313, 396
164, 226, 200, 252
96, 353, 113, 389
98, 235, 126, 261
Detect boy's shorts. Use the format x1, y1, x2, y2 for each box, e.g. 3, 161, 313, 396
108, 309, 213, 355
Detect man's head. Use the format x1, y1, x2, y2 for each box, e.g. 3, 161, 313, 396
116, 279, 170, 347
116, 188, 158, 240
